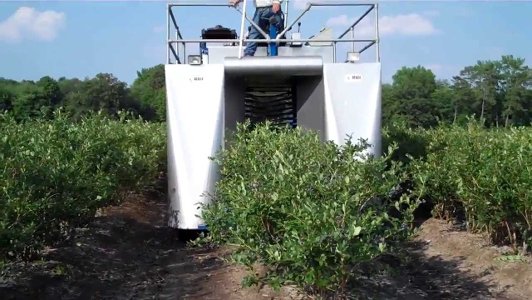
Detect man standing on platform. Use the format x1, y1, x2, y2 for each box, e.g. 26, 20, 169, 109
229, 0, 284, 56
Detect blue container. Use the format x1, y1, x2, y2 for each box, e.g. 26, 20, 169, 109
268, 22, 278, 56
199, 42, 208, 55
199, 42, 209, 63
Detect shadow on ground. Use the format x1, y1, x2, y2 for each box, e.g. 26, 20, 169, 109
0, 195, 522, 300
0, 195, 224, 300
344, 239, 503, 300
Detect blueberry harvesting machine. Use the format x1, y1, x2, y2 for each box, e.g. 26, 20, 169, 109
165, 0, 381, 230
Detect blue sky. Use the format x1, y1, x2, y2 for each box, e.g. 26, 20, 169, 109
0, 0, 531, 85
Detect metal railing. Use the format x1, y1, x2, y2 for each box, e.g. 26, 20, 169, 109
167, 0, 380, 64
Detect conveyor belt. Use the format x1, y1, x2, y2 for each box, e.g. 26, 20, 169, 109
244, 83, 297, 128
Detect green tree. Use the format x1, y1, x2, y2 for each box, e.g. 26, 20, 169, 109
11, 84, 50, 120
58, 77, 84, 96
58, 77, 83, 108
0, 87, 14, 112
382, 83, 400, 127
453, 56, 531, 127
450, 75, 476, 124
385, 66, 441, 127
130, 64, 166, 121
58, 77, 90, 120
455, 60, 502, 126
64, 90, 90, 120
0, 78, 20, 114
66, 73, 141, 119
430, 80, 455, 123
86, 73, 129, 115
37, 76, 63, 108
498, 55, 531, 126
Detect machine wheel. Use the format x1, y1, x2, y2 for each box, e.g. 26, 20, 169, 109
177, 229, 204, 242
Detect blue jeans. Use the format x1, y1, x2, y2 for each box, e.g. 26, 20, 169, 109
244, 7, 283, 56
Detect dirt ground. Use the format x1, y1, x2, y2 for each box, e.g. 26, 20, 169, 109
1, 193, 530, 300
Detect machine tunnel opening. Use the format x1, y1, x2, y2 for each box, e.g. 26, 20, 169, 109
224, 73, 326, 139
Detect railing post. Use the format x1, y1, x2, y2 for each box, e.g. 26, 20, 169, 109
166, 4, 170, 64
375, 3, 380, 62
351, 27, 355, 53
238, 0, 248, 58
284, 0, 290, 29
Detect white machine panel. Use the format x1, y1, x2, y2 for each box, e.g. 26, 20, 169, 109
165, 64, 224, 229
323, 63, 382, 156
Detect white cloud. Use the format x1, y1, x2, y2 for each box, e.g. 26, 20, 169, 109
380, 14, 438, 36
0, 7, 65, 43
326, 15, 352, 27
326, 13, 439, 38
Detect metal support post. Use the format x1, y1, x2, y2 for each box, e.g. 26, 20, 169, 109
284, 0, 290, 29
351, 27, 355, 52
238, 0, 248, 58
375, 3, 380, 62
166, 4, 170, 63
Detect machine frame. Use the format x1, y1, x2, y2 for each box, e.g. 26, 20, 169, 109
164, 1, 382, 230
166, 0, 380, 64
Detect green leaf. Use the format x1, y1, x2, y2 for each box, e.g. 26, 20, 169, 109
271, 192, 278, 201
353, 226, 362, 237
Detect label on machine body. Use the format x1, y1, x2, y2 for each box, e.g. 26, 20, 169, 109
345, 73, 363, 83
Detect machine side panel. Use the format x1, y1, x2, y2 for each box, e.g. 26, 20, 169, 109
323, 63, 382, 156
165, 64, 225, 229
296, 76, 325, 140
224, 77, 246, 133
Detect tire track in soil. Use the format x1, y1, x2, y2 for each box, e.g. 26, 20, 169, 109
0, 194, 190, 299
0, 193, 297, 300
1, 193, 530, 300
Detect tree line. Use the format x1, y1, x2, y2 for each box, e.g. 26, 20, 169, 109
0, 64, 166, 122
0, 55, 530, 127
383, 55, 531, 128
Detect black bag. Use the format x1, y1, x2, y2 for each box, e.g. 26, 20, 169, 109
201, 25, 238, 40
